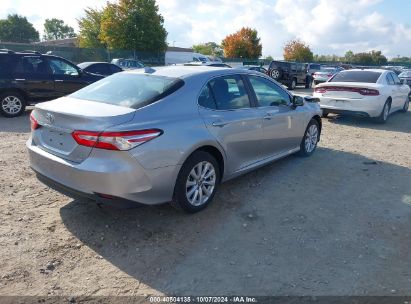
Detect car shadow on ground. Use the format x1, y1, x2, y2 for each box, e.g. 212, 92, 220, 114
326, 110, 411, 134
0, 109, 31, 133
60, 147, 411, 295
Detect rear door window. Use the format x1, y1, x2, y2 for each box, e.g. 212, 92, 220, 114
109, 64, 122, 73
391, 73, 402, 85
208, 75, 251, 110
386, 73, 395, 85
0, 55, 15, 77
198, 84, 217, 109
13, 56, 51, 75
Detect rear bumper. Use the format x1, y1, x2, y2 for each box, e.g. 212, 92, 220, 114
314, 95, 384, 117
27, 138, 181, 205
35, 171, 142, 208
321, 109, 370, 117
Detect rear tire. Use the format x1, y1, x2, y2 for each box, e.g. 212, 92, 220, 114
375, 100, 391, 124
298, 119, 320, 157
172, 151, 220, 213
401, 95, 410, 113
0, 92, 26, 118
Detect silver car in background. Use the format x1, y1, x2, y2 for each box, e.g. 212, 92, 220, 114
313, 67, 344, 85
27, 66, 322, 213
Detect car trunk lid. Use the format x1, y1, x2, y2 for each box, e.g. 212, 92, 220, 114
32, 97, 136, 163
316, 82, 381, 99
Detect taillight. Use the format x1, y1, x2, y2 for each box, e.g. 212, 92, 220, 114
314, 86, 379, 96
30, 112, 39, 131
358, 88, 380, 96
72, 129, 162, 151
327, 74, 333, 77
314, 87, 327, 93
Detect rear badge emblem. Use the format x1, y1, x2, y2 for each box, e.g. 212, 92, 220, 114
46, 113, 55, 125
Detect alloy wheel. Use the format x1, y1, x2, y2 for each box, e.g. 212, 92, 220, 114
304, 124, 318, 153
271, 70, 280, 79
185, 161, 216, 207
2, 96, 22, 115
383, 104, 389, 121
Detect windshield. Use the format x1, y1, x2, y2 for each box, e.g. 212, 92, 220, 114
329, 71, 381, 83
70, 73, 184, 109
399, 71, 411, 77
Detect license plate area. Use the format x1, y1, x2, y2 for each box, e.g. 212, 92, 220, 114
39, 128, 77, 154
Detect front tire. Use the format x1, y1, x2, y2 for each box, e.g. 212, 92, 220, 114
172, 151, 220, 213
298, 119, 320, 157
0, 92, 26, 118
305, 77, 313, 89
288, 78, 297, 90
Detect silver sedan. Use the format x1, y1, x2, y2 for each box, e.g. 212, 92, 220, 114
27, 66, 322, 213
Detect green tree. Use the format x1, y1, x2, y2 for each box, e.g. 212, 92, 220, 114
221, 27, 262, 59
391, 56, 411, 63
344, 50, 354, 62
0, 14, 39, 43
265, 55, 274, 61
283, 39, 313, 62
99, 0, 167, 52
192, 42, 223, 57
78, 8, 106, 48
43, 18, 76, 40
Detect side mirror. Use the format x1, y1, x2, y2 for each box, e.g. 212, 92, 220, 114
292, 95, 304, 107
400, 79, 406, 85
304, 96, 320, 103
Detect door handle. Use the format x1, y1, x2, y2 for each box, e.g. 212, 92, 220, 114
55, 80, 64, 82
212, 120, 228, 127
263, 113, 273, 120
14, 79, 26, 81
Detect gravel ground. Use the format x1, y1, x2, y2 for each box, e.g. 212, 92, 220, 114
0, 98, 410, 297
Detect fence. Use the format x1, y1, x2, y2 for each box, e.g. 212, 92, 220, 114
0, 42, 165, 66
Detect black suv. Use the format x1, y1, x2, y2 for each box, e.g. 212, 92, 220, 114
267, 60, 311, 90
0, 50, 104, 117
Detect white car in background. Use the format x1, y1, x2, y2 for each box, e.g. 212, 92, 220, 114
313, 69, 410, 123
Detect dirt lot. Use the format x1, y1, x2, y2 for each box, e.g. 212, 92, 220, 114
1, 97, 411, 297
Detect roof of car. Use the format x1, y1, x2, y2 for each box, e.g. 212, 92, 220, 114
126, 65, 252, 79
341, 68, 388, 73
78, 62, 112, 68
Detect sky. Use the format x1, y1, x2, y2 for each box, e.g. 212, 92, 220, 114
1, 0, 411, 59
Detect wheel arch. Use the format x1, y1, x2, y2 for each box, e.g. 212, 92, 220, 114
311, 115, 322, 139
0, 88, 28, 103
181, 144, 225, 182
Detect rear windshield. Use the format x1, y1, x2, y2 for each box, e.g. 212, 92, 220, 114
70, 73, 184, 109
330, 71, 381, 83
